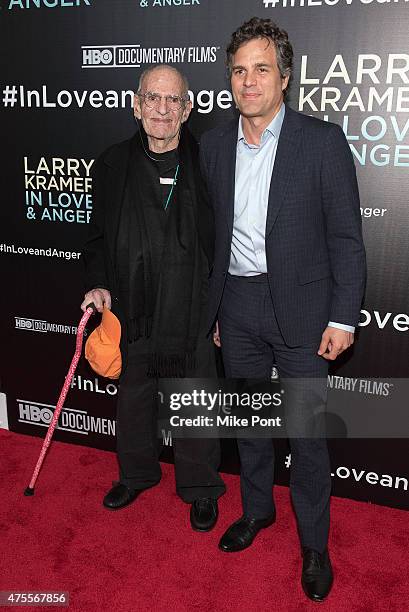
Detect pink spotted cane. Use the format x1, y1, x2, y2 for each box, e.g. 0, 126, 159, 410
24, 304, 96, 496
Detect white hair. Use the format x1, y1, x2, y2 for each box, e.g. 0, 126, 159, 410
137, 64, 189, 99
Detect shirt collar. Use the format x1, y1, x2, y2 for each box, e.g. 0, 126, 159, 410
238, 103, 286, 145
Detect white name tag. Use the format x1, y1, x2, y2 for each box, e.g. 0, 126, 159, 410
159, 177, 175, 185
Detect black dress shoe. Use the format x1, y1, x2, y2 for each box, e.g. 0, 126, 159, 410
103, 483, 142, 510
301, 547, 333, 602
190, 498, 218, 532
219, 513, 276, 552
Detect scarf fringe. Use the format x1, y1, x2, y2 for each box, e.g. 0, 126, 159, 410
147, 352, 196, 378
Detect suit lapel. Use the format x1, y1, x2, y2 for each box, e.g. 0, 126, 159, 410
218, 120, 238, 233
103, 139, 132, 261
265, 106, 303, 237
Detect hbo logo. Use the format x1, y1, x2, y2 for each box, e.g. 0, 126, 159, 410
15, 318, 33, 329
82, 48, 113, 66
19, 403, 54, 425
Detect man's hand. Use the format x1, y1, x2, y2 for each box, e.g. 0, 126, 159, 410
213, 321, 221, 347
318, 326, 354, 361
81, 288, 111, 313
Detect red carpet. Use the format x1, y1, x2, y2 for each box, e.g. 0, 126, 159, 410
1, 429, 408, 612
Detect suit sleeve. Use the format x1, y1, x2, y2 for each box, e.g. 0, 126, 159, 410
321, 124, 366, 327
82, 155, 110, 293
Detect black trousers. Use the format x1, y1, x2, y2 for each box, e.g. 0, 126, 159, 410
218, 274, 331, 553
116, 332, 226, 503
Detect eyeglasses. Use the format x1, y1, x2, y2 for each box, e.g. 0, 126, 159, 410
138, 91, 188, 111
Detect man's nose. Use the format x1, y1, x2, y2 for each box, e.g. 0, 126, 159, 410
157, 97, 170, 115
243, 71, 256, 88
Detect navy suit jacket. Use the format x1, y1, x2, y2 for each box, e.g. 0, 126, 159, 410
200, 105, 366, 347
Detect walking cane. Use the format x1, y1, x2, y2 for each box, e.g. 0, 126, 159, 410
24, 303, 96, 496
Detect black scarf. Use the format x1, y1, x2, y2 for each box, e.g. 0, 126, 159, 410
116, 124, 207, 377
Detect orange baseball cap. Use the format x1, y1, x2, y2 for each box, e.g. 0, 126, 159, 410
85, 306, 122, 379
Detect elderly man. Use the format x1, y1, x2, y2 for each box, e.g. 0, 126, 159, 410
200, 18, 366, 601
81, 65, 225, 531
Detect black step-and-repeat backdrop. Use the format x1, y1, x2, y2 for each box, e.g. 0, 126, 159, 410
1, 0, 408, 509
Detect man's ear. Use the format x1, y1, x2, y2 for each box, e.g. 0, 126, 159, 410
133, 93, 142, 119
181, 99, 192, 123
281, 74, 290, 93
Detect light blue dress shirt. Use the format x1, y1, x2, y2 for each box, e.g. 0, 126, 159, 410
229, 103, 354, 333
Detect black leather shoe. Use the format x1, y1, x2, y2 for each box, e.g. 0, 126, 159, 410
219, 513, 276, 552
190, 498, 218, 532
301, 547, 333, 602
103, 483, 142, 510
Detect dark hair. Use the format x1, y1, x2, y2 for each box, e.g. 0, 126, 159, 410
226, 17, 293, 94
